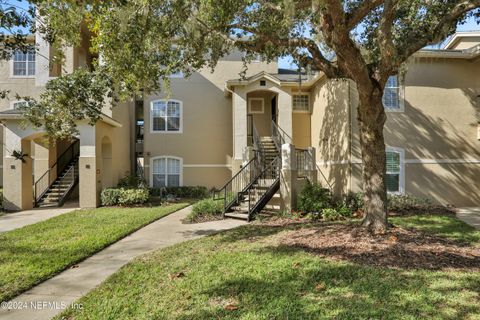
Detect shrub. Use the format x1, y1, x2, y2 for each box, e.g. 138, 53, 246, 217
101, 188, 149, 206
150, 186, 209, 199
186, 198, 223, 223
101, 188, 121, 206
336, 204, 353, 218
117, 174, 146, 188
342, 192, 364, 212
298, 181, 333, 213
321, 208, 342, 221
387, 194, 436, 212
117, 188, 150, 206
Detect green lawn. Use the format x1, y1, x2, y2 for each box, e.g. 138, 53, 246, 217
0, 203, 189, 302
391, 213, 480, 246
59, 213, 480, 320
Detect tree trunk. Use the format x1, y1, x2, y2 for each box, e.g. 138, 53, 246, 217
358, 92, 388, 234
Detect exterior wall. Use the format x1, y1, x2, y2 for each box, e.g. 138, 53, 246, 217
310, 78, 352, 194
449, 37, 480, 50
143, 52, 277, 189
248, 91, 275, 137
311, 56, 480, 206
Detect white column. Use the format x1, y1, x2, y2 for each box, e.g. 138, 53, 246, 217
78, 124, 98, 208
232, 88, 248, 173
280, 143, 297, 212
277, 90, 293, 143
3, 128, 33, 210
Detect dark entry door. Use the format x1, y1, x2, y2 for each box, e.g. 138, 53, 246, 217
271, 96, 277, 124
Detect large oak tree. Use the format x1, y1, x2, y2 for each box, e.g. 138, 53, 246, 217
9, 0, 480, 232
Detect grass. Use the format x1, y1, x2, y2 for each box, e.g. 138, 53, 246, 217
391, 213, 480, 246
59, 213, 480, 320
0, 202, 189, 302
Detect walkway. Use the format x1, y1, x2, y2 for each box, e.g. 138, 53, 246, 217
0, 201, 79, 233
457, 207, 480, 230
0, 206, 246, 320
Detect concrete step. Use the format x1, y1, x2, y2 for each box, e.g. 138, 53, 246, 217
225, 212, 249, 220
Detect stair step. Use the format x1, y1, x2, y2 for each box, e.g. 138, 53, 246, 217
225, 212, 249, 220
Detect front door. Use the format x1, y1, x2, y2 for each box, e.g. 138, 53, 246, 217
271, 96, 277, 124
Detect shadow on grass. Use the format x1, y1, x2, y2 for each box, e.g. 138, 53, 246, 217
176, 244, 480, 320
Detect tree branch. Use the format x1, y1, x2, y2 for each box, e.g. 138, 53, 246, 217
377, 0, 399, 82
346, 0, 385, 30
397, 0, 480, 64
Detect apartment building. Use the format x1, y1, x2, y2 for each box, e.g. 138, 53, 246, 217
1, 30, 480, 215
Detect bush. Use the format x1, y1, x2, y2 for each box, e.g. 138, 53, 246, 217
117, 188, 150, 206
342, 192, 364, 212
298, 181, 333, 213
101, 188, 149, 206
186, 198, 223, 223
150, 186, 209, 199
336, 204, 353, 218
117, 175, 146, 188
387, 194, 436, 212
321, 208, 342, 221
101, 188, 121, 206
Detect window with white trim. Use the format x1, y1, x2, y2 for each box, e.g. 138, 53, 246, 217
12, 49, 35, 76
152, 157, 181, 187
151, 100, 182, 132
386, 148, 404, 193
11, 100, 29, 110
292, 94, 309, 112
383, 75, 400, 109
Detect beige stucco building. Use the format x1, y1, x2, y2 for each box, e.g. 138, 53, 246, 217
1, 31, 480, 212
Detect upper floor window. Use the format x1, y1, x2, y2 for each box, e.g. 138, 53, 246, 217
12, 49, 35, 76
151, 100, 182, 133
151, 157, 182, 187
386, 147, 404, 194
383, 75, 400, 110
11, 100, 29, 110
292, 94, 310, 112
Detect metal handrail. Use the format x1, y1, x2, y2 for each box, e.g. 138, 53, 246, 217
271, 120, 292, 151
246, 155, 281, 218
213, 155, 260, 215
34, 140, 80, 205
136, 159, 147, 186
58, 165, 78, 207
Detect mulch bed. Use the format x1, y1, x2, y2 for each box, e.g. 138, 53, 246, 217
278, 223, 480, 270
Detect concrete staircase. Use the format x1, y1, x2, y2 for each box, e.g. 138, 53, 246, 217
224, 136, 281, 221
36, 159, 79, 208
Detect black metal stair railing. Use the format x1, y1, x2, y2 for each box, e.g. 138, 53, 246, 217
213, 155, 261, 216
34, 140, 80, 206
245, 156, 281, 220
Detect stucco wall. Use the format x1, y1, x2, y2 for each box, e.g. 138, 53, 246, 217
310, 57, 480, 206
143, 52, 278, 189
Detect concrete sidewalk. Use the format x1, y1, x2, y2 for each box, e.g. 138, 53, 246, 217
457, 207, 480, 230
0, 206, 246, 320
0, 201, 79, 233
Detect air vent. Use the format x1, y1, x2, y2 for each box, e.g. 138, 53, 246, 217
260, 80, 266, 86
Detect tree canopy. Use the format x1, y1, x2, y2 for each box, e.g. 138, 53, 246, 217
3, 0, 480, 232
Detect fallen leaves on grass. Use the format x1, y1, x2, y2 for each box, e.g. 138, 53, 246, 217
279, 224, 480, 270
169, 271, 185, 280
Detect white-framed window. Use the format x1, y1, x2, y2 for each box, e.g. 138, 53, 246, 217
151, 156, 182, 187
10, 100, 29, 110
292, 94, 310, 112
383, 75, 403, 111
11, 49, 35, 77
248, 98, 264, 114
150, 99, 183, 133
386, 147, 405, 194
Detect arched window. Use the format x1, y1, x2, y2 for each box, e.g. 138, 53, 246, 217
151, 156, 182, 187
150, 99, 183, 133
